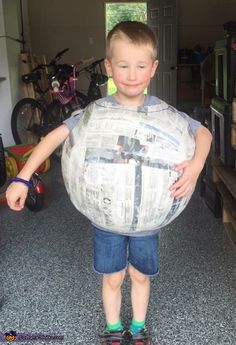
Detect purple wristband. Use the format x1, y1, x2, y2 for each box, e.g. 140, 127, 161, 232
9, 177, 33, 188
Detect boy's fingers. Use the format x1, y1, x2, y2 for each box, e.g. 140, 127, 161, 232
169, 181, 179, 191
6, 183, 28, 210
7, 193, 27, 210
7, 198, 18, 209
175, 161, 188, 171
171, 183, 193, 199
170, 181, 189, 198
19, 196, 27, 209
169, 176, 186, 191
11, 204, 23, 211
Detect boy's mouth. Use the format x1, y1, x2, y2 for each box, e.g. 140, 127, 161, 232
124, 83, 140, 87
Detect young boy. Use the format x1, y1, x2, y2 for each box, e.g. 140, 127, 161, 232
6, 21, 212, 344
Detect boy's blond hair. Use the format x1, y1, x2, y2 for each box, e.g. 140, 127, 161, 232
106, 21, 158, 60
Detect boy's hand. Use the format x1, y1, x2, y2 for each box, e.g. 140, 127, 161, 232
6, 182, 28, 211
169, 159, 204, 199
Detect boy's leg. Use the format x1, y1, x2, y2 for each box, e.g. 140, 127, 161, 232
128, 265, 150, 322
102, 270, 126, 325
128, 233, 159, 337
93, 228, 128, 330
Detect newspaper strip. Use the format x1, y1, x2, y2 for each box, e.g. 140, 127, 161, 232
62, 99, 195, 233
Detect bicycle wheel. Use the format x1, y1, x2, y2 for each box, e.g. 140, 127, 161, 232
43, 99, 73, 132
0, 135, 6, 187
11, 98, 44, 144
43, 100, 73, 159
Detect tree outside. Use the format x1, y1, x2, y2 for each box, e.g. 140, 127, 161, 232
105, 2, 147, 95
106, 3, 147, 34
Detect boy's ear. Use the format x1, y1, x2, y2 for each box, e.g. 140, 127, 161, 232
151, 60, 159, 78
104, 58, 112, 77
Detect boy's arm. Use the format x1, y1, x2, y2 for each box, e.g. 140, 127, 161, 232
169, 125, 212, 199
6, 124, 70, 211
192, 125, 213, 166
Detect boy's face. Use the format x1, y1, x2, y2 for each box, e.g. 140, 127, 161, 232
104, 39, 158, 106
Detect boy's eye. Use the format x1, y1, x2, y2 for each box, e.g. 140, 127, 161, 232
138, 65, 146, 69
119, 65, 128, 69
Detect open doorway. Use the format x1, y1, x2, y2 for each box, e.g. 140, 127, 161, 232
105, 2, 147, 95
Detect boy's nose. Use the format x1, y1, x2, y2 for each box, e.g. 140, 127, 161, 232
127, 67, 137, 80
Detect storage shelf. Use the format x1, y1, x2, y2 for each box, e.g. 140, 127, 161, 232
216, 181, 236, 222
214, 166, 236, 247
214, 166, 236, 200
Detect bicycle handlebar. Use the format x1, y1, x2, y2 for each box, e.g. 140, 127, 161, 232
27, 51, 102, 76
29, 48, 70, 73
76, 58, 105, 76
49, 48, 69, 65
55, 48, 69, 60
89, 58, 104, 69
31, 64, 47, 72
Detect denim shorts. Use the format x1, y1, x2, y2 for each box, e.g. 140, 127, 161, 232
93, 227, 159, 276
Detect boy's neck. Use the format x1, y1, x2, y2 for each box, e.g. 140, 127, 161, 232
113, 93, 145, 107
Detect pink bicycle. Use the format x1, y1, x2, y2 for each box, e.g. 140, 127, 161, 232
11, 51, 108, 157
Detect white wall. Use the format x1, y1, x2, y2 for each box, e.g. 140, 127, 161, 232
0, 0, 23, 146
28, 0, 106, 66
27, 0, 236, 61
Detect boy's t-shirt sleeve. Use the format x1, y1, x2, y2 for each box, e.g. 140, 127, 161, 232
178, 111, 201, 135
63, 110, 84, 131
146, 95, 201, 136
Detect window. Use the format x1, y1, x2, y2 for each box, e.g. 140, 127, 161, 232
105, 2, 147, 95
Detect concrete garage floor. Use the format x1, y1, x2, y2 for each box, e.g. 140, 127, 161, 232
0, 160, 236, 345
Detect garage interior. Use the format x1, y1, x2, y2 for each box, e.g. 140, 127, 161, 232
0, 1, 236, 344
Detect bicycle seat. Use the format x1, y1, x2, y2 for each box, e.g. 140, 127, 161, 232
22, 71, 41, 84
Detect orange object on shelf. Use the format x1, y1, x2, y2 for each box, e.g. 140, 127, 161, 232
5, 144, 50, 173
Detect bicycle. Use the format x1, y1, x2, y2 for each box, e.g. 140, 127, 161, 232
68, 57, 108, 108
11, 53, 108, 156
0, 133, 45, 212
11, 48, 72, 146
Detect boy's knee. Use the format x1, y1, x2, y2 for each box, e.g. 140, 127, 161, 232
103, 270, 126, 290
128, 265, 149, 284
